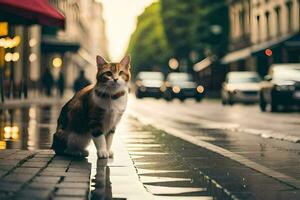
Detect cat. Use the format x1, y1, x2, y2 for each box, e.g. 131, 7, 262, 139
51, 55, 131, 159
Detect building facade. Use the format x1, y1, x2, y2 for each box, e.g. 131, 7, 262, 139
223, 0, 300, 76
0, 0, 108, 101
46, 0, 108, 88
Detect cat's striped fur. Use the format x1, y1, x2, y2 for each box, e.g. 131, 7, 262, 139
51, 55, 131, 158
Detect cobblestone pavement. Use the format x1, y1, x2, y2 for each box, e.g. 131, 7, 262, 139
2, 98, 300, 199
0, 114, 225, 200
0, 149, 91, 200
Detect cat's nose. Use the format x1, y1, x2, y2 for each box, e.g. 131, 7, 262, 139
113, 78, 118, 82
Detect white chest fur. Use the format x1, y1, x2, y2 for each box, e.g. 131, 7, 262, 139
92, 91, 128, 134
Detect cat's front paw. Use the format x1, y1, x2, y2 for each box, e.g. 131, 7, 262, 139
64, 148, 89, 157
108, 150, 114, 158
97, 149, 109, 159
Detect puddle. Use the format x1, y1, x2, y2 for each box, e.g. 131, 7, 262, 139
0, 106, 57, 150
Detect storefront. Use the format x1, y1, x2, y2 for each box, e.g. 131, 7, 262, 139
0, 0, 65, 102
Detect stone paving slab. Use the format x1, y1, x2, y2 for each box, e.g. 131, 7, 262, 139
2, 111, 299, 200
0, 149, 91, 200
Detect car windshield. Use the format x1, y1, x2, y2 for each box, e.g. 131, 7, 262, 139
228, 74, 261, 83
137, 72, 164, 81
272, 67, 300, 81
167, 73, 193, 83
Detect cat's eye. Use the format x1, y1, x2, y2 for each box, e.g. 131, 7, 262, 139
104, 71, 113, 76
119, 71, 124, 76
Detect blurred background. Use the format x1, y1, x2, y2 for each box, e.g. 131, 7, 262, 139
0, 0, 300, 149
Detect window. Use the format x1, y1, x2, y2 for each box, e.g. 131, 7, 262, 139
256, 15, 261, 42
265, 12, 270, 39
286, 1, 293, 32
275, 6, 281, 36
239, 10, 246, 36
298, 0, 300, 27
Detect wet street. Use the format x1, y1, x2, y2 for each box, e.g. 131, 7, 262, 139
1, 96, 300, 199
127, 96, 300, 198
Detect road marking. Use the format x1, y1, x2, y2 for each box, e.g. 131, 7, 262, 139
129, 110, 300, 189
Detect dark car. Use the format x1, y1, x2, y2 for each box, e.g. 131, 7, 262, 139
259, 64, 300, 112
135, 71, 165, 98
163, 72, 204, 102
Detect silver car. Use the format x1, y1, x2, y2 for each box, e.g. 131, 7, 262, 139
221, 72, 261, 105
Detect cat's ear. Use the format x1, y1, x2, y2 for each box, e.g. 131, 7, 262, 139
96, 55, 107, 69
120, 55, 131, 70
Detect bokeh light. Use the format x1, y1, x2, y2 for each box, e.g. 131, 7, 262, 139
52, 57, 63, 68
168, 58, 179, 70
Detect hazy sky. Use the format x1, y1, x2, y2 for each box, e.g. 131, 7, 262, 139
98, 0, 155, 61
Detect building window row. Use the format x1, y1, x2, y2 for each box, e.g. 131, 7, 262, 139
255, 0, 299, 43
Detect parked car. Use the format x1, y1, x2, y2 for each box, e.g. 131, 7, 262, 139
221, 71, 261, 105
135, 71, 165, 98
259, 64, 300, 112
164, 72, 204, 102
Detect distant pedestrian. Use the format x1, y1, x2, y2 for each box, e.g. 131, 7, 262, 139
41, 68, 54, 96
73, 70, 91, 92
57, 71, 65, 97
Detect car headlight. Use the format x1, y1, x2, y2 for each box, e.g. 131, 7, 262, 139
160, 85, 166, 92
196, 85, 204, 93
136, 80, 142, 87
275, 85, 295, 91
172, 86, 181, 93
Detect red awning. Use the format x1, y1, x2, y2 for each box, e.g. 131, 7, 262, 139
0, 0, 65, 28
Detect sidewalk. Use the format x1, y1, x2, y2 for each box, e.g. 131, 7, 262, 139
2, 99, 299, 199
0, 116, 152, 200
0, 111, 225, 200
0, 90, 73, 109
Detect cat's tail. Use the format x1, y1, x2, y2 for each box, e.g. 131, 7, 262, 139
51, 130, 67, 155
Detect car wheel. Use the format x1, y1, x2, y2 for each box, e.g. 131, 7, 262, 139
136, 92, 143, 99
221, 97, 227, 105
164, 91, 172, 101
271, 102, 278, 112
228, 92, 234, 105
229, 97, 234, 106
196, 98, 202, 102
259, 93, 267, 112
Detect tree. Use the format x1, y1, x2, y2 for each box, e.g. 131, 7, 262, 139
160, 0, 195, 69
190, 0, 229, 58
160, 0, 228, 69
127, 2, 172, 77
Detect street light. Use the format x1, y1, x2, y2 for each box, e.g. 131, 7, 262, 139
12, 52, 19, 62
52, 57, 62, 68
29, 38, 37, 47
29, 53, 37, 62
4, 52, 19, 62
210, 25, 222, 35
3, 125, 19, 140
168, 58, 179, 70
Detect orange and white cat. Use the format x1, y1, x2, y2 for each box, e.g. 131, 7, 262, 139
51, 55, 131, 158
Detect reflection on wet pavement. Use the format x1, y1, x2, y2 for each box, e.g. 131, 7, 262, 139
91, 159, 113, 200
125, 117, 300, 200
0, 106, 59, 150
130, 99, 300, 182
2, 98, 300, 199
124, 118, 230, 200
